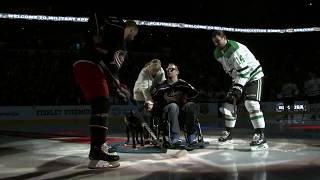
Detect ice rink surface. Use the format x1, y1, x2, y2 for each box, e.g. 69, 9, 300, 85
1, 133, 319, 180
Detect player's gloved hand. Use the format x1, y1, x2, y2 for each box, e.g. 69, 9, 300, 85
226, 86, 242, 104
116, 83, 131, 102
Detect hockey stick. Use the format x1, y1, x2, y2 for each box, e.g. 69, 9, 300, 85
233, 97, 237, 119
99, 61, 158, 140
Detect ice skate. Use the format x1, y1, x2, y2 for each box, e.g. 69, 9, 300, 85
88, 143, 120, 169
217, 131, 234, 149
250, 133, 268, 151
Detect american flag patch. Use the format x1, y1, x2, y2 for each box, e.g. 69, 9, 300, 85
111, 50, 126, 69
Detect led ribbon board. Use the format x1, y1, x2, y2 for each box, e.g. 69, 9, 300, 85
0, 13, 319, 33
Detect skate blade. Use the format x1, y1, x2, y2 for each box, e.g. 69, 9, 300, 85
250, 143, 269, 151
88, 160, 120, 169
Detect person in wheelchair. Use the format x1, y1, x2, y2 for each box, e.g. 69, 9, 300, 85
150, 63, 200, 147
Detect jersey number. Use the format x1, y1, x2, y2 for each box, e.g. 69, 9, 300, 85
236, 55, 245, 64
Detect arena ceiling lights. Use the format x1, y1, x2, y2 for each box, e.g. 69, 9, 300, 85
1, 13, 319, 33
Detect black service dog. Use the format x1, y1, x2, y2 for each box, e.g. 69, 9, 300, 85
124, 110, 145, 148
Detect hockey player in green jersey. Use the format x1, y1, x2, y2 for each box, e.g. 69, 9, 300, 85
212, 30, 268, 151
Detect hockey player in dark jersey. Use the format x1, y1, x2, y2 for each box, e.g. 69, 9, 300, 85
73, 12, 138, 168
150, 63, 200, 147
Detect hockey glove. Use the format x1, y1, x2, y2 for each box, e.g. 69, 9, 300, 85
116, 83, 131, 102
226, 85, 242, 104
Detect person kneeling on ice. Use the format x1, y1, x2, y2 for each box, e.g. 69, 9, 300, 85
150, 63, 200, 148
211, 30, 268, 151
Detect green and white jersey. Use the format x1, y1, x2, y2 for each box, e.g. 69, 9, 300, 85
214, 40, 264, 87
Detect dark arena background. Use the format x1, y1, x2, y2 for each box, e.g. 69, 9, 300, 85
0, 1, 320, 179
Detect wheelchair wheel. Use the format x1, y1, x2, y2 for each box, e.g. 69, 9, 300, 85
163, 141, 171, 148
162, 136, 171, 148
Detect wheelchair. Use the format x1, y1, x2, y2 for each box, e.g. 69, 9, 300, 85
149, 103, 204, 149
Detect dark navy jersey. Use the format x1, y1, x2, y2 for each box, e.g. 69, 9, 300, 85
79, 13, 127, 78
151, 79, 199, 106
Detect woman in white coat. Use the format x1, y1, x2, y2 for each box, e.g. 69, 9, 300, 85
133, 59, 165, 111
